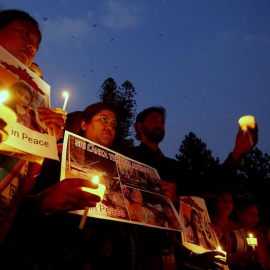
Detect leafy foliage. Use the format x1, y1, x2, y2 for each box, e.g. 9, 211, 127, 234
97, 77, 137, 150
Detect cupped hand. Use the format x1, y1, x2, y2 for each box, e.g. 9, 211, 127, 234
190, 251, 227, 270
38, 178, 101, 213
38, 108, 65, 141
232, 123, 259, 162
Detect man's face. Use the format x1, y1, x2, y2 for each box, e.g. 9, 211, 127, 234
0, 20, 40, 67
81, 109, 117, 148
140, 112, 165, 143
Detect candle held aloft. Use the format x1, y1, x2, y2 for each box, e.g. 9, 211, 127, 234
82, 176, 106, 201
0, 91, 17, 142
238, 115, 255, 131
62, 91, 69, 110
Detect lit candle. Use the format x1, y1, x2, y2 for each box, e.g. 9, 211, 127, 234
0, 90, 17, 142
62, 91, 69, 111
238, 115, 255, 131
81, 176, 106, 200
215, 246, 227, 262
79, 176, 106, 230
238, 115, 256, 146
247, 233, 257, 250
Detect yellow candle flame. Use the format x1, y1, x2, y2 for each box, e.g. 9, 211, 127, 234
92, 176, 99, 184
217, 246, 222, 251
0, 90, 8, 104
249, 234, 253, 238
63, 91, 69, 99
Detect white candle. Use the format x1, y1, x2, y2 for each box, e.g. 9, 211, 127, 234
62, 91, 69, 110
79, 176, 106, 230
0, 91, 17, 142
247, 234, 257, 250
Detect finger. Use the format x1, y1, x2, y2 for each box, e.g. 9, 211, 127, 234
40, 117, 65, 126
65, 178, 99, 189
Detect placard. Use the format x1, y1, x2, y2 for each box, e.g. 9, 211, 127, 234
61, 131, 185, 231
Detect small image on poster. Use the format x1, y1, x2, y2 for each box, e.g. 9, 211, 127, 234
61, 131, 185, 231
0, 45, 58, 161
179, 196, 229, 270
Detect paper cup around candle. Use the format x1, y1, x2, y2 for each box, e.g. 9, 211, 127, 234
238, 115, 255, 131
0, 104, 17, 142
82, 184, 106, 201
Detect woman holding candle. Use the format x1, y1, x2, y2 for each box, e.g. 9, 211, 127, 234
231, 198, 270, 270
31, 102, 135, 270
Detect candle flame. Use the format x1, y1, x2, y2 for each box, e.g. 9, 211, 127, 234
249, 234, 253, 238
92, 176, 99, 184
0, 90, 8, 104
63, 91, 69, 98
217, 246, 222, 251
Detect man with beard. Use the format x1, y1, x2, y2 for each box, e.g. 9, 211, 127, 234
126, 106, 258, 269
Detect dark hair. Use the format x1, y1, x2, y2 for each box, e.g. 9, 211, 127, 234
79, 102, 120, 137
135, 106, 166, 140
0, 9, 42, 42
65, 111, 83, 134
235, 197, 259, 214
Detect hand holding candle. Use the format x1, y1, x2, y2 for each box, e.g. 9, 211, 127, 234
247, 233, 257, 250
79, 176, 106, 229
215, 246, 227, 262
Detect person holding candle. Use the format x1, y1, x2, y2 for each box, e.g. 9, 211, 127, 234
0, 9, 66, 269
121, 106, 231, 270
30, 102, 135, 270
228, 197, 270, 270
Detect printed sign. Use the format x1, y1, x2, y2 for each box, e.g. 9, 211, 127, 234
61, 131, 185, 231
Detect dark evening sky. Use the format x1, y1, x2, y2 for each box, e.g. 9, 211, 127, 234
4, 0, 270, 161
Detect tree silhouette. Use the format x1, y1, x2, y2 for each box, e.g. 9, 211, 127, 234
236, 148, 270, 196
176, 132, 219, 195
176, 132, 219, 174
97, 77, 137, 150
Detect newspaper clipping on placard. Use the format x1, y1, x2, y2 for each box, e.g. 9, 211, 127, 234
0, 45, 58, 161
179, 196, 229, 270
60, 131, 185, 231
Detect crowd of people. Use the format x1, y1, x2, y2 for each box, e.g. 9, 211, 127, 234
0, 8, 269, 270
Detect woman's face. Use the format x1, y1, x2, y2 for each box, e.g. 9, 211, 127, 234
191, 212, 201, 230
131, 189, 143, 205
15, 86, 32, 107
81, 109, 117, 147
